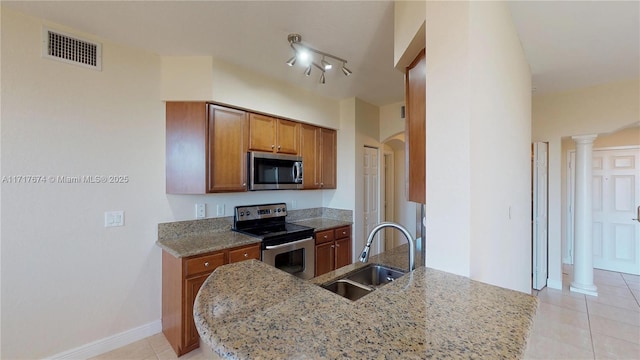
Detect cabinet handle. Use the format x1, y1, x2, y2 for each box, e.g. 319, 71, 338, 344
331, 245, 335, 248
271, 144, 275, 149
277, 145, 281, 150
242, 183, 246, 187
244, 253, 248, 257
204, 262, 209, 267
323, 235, 328, 239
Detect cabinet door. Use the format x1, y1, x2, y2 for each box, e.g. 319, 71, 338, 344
248, 113, 276, 152
184, 273, 210, 351
207, 105, 248, 192
406, 49, 426, 203
320, 128, 337, 189
166, 102, 207, 194
276, 119, 299, 154
315, 242, 335, 277
334, 237, 352, 270
300, 124, 320, 189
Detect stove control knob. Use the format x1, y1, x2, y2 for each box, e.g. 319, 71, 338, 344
240, 211, 244, 216
246, 211, 251, 216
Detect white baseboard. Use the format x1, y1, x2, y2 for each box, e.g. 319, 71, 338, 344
547, 278, 563, 290
48, 320, 162, 360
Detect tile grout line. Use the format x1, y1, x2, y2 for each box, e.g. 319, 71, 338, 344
584, 295, 597, 360
622, 275, 640, 308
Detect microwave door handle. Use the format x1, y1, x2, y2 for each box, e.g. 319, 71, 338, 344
294, 162, 302, 182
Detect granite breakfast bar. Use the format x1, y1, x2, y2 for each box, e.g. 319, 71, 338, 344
194, 245, 538, 359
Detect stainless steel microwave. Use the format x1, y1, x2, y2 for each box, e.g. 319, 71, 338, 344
248, 152, 303, 190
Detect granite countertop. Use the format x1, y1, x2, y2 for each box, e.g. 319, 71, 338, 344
156, 232, 260, 258
194, 246, 538, 359
291, 218, 352, 232
156, 216, 352, 258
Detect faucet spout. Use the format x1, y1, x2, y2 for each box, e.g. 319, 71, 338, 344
359, 222, 416, 271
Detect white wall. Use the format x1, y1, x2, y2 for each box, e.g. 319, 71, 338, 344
380, 101, 405, 141
423, 0, 472, 278
161, 56, 340, 130
0, 8, 348, 358
396, 1, 532, 292
468, 1, 532, 292
533, 79, 640, 288
394, 1, 426, 70
1, 8, 167, 358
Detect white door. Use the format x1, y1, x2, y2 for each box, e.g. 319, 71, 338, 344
363, 146, 381, 256
591, 148, 640, 275
533, 142, 549, 290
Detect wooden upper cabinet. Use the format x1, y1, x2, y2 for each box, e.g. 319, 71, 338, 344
165, 102, 247, 194
300, 124, 320, 189
207, 105, 249, 192
319, 128, 337, 189
300, 125, 336, 189
248, 113, 299, 154
406, 49, 426, 203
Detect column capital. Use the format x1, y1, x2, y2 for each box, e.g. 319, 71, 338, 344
571, 134, 598, 144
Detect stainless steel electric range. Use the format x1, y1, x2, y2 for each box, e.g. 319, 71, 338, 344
232, 203, 315, 279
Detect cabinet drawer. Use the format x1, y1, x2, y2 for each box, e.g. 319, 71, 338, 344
315, 229, 334, 244
229, 244, 261, 263
334, 226, 351, 239
185, 252, 225, 277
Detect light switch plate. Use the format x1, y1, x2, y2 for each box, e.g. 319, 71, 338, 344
196, 203, 206, 219
216, 204, 225, 216
105, 211, 124, 227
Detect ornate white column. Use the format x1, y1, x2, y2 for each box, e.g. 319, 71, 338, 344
570, 134, 598, 296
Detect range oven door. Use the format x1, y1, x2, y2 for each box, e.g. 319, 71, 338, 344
261, 237, 315, 280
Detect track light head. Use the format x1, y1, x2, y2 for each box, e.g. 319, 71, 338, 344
304, 65, 311, 76
286, 56, 296, 66
320, 72, 326, 84
341, 64, 352, 76
321, 57, 332, 70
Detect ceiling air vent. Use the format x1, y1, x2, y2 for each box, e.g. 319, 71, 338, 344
42, 27, 102, 71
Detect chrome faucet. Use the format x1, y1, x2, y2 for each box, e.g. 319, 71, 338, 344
358, 222, 416, 272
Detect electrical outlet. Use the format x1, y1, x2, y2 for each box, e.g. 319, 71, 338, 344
104, 211, 124, 227
196, 203, 206, 219
291, 200, 297, 209
216, 204, 225, 216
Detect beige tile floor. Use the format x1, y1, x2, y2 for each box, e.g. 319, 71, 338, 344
524, 265, 640, 359
93, 266, 639, 360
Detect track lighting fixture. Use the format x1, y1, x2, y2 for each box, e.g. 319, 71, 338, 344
286, 33, 351, 84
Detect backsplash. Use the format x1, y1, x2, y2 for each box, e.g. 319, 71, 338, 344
158, 207, 352, 241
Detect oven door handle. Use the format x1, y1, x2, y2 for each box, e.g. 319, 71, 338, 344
264, 237, 313, 250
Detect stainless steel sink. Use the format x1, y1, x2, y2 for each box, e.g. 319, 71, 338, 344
321, 279, 373, 301
344, 264, 406, 287
321, 264, 406, 301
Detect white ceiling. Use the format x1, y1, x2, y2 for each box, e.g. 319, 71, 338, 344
4, 1, 639, 105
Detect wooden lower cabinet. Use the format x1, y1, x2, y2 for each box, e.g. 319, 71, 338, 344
162, 243, 260, 356
314, 225, 352, 277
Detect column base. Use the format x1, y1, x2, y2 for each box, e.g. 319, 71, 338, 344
570, 282, 598, 297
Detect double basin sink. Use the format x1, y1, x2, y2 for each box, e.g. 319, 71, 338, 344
321, 264, 406, 301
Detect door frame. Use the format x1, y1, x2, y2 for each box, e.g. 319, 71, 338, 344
565, 145, 640, 266
533, 142, 549, 290
383, 151, 395, 248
